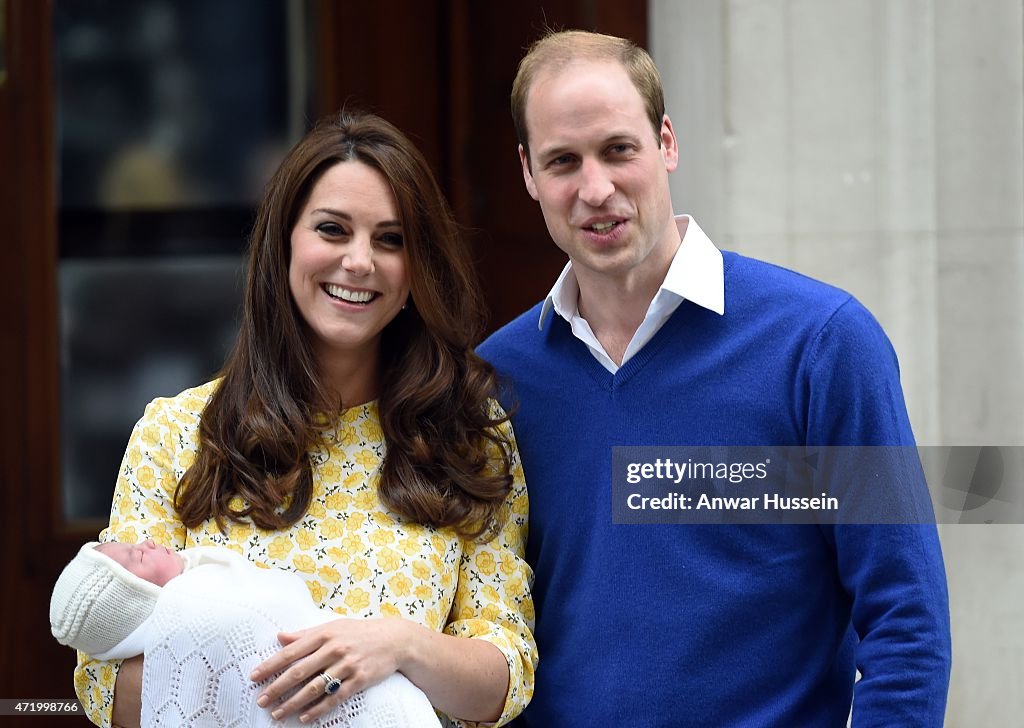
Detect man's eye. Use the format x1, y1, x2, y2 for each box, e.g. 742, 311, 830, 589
609, 144, 631, 155
550, 155, 575, 167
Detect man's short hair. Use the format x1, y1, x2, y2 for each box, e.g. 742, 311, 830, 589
511, 29, 666, 166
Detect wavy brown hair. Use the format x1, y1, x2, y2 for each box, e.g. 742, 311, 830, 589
174, 110, 515, 540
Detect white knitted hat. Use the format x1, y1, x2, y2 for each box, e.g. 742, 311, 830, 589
50, 541, 163, 656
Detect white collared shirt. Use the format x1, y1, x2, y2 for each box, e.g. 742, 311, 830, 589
538, 215, 725, 373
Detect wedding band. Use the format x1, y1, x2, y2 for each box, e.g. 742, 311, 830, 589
319, 671, 342, 696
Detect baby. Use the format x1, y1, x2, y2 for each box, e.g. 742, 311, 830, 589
51, 540, 440, 727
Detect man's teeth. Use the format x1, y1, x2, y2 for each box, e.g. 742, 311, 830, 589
325, 284, 374, 303
591, 221, 618, 233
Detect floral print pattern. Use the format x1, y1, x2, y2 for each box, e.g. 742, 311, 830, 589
74, 381, 535, 727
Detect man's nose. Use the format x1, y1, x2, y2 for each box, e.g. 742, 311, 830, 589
577, 159, 615, 207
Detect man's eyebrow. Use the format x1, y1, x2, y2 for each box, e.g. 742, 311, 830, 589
534, 145, 572, 163
602, 132, 644, 146
536, 133, 644, 160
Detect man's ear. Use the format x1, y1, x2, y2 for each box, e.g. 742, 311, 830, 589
660, 114, 679, 173
519, 144, 539, 200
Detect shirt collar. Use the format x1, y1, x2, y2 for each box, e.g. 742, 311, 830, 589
538, 214, 725, 330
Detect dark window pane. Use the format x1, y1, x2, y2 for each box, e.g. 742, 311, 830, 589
54, 0, 307, 210
60, 258, 244, 521
54, 0, 315, 522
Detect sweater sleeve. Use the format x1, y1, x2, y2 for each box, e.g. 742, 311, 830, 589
443, 417, 537, 727
73, 393, 200, 726
807, 298, 952, 726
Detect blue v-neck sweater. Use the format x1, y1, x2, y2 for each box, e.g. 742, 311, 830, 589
479, 251, 950, 727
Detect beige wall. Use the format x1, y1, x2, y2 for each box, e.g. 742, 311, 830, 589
651, 1, 1024, 724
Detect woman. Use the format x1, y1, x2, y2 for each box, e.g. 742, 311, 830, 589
73, 111, 535, 727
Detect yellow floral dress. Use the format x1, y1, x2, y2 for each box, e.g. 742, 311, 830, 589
74, 381, 536, 727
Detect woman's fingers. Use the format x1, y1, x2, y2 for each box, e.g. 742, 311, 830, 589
292, 664, 385, 723
264, 662, 352, 721
252, 619, 409, 720
250, 630, 313, 682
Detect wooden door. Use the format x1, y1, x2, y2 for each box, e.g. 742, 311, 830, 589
0, 1, 88, 718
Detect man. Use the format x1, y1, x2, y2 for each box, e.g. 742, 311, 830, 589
479, 30, 951, 726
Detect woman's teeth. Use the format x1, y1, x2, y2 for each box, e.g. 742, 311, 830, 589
591, 221, 618, 233
324, 284, 375, 303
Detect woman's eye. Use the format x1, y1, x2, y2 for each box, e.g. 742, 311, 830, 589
316, 222, 345, 236
379, 232, 404, 247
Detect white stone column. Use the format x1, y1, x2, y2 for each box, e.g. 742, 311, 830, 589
651, 1, 1024, 724
932, 2, 1024, 725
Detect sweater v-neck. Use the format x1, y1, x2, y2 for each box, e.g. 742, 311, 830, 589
552, 251, 736, 392
556, 304, 693, 391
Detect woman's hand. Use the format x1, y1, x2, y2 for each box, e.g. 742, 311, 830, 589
111, 654, 144, 728
250, 617, 412, 723
251, 616, 509, 724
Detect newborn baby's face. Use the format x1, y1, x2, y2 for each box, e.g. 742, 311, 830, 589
96, 540, 184, 586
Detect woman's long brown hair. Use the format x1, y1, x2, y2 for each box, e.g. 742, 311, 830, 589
174, 111, 514, 540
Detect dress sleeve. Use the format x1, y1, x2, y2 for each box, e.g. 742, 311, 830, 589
443, 417, 537, 727
74, 395, 195, 727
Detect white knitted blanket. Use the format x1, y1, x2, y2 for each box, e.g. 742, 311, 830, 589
111, 547, 440, 728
